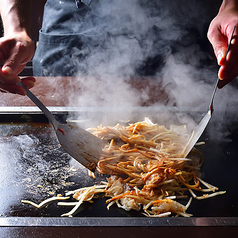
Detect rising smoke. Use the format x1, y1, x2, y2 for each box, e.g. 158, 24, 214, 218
64, 0, 230, 126
73, 1, 212, 98
38, 0, 238, 136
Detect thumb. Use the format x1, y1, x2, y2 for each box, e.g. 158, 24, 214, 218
2, 65, 14, 76
1, 53, 27, 76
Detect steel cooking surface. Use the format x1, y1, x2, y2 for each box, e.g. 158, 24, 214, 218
0, 116, 141, 218
0, 112, 238, 219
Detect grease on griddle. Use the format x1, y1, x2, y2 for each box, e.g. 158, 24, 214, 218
0, 124, 94, 198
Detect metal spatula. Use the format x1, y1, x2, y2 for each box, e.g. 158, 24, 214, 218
18, 82, 104, 171
182, 26, 236, 158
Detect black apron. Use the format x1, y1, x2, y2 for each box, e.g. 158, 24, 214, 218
33, 0, 219, 77
33, 0, 94, 76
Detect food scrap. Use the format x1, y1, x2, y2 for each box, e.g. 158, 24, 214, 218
58, 127, 65, 135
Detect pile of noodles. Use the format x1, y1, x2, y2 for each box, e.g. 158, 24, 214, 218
22, 118, 225, 217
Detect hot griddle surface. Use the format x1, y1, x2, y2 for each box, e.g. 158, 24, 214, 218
0, 112, 238, 219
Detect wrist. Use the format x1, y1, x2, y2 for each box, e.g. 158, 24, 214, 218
220, 0, 238, 12
0, 0, 32, 37
3, 26, 30, 39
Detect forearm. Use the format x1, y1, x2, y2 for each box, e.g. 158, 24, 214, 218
219, 0, 238, 12
0, 0, 32, 36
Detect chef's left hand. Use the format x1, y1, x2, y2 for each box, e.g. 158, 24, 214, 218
0, 32, 36, 95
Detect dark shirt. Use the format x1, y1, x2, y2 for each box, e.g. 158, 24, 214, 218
42, 0, 92, 34
33, 0, 221, 77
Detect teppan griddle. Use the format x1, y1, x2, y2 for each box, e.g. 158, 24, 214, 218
0, 76, 238, 238
0, 107, 238, 238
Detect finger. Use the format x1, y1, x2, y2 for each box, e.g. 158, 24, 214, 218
0, 70, 21, 84
217, 28, 238, 83
21, 76, 36, 89
207, 25, 228, 65
21, 76, 36, 83
219, 49, 238, 78
0, 82, 26, 95
218, 63, 238, 88
2, 58, 23, 76
218, 76, 234, 88
0, 77, 36, 95
1, 45, 32, 76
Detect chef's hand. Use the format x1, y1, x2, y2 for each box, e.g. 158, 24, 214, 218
0, 0, 36, 95
207, 0, 238, 88
0, 31, 36, 95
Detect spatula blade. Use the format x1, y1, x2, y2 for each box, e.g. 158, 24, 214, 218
56, 122, 104, 171
182, 110, 211, 158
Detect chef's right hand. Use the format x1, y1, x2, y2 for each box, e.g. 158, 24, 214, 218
207, 0, 238, 88
0, 31, 36, 95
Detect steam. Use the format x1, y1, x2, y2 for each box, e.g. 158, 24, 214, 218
42, 1, 238, 132
63, 1, 221, 124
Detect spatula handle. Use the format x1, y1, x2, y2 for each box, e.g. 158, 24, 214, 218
17, 82, 59, 130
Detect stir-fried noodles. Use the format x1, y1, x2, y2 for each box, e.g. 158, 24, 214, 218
22, 118, 225, 217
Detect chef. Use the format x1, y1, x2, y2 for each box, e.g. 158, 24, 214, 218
0, 0, 237, 95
